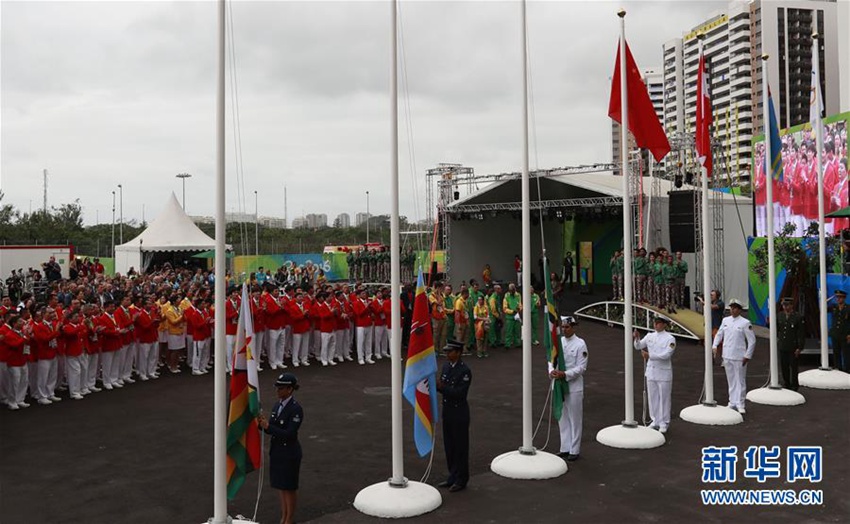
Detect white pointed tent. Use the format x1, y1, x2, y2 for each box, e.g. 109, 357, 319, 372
114, 193, 226, 275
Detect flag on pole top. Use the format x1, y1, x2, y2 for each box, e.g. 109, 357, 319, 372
402, 267, 439, 457
543, 257, 569, 419
226, 283, 261, 500
608, 40, 671, 162
695, 50, 713, 177
766, 90, 785, 182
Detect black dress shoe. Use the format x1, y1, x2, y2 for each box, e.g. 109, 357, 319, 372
557, 452, 570, 459
566, 454, 580, 462
449, 484, 466, 492
437, 480, 451, 488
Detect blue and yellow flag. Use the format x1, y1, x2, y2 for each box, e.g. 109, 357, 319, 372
402, 268, 439, 456
766, 92, 784, 182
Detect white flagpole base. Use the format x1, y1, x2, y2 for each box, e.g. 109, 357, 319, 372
680, 404, 744, 425
354, 480, 441, 518
746, 386, 806, 406
490, 449, 568, 479
799, 368, 850, 390
202, 518, 256, 523
596, 424, 665, 449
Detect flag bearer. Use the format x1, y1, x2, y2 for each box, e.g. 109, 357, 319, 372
712, 299, 756, 414
437, 341, 472, 493
550, 315, 587, 461
634, 316, 676, 433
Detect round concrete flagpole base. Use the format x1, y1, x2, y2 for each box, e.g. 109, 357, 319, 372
799, 368, 850, 390
746, 386, 806, 406
354, 480, 441, 518
596, 424, 665, 449
490, 449, 568, 479
201, 518, 256, 523
680, 404, 744, 425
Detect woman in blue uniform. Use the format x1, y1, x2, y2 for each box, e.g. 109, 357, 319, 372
258, 372, 303, 524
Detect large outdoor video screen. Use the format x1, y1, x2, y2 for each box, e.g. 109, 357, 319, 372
753, 112, 849, 237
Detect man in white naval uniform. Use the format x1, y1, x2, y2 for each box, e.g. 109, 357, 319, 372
711, 298, 756, 414
548, 315, 587, 462
633, 316, 676, 433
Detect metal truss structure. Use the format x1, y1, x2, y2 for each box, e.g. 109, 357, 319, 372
447, 196, 622, 214
426, 162, 618, 278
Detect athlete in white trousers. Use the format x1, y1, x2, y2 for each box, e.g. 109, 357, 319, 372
712, 299, 756, 414
7, 364, 30, 409
356, 325, 374, 365
320, 331, 336, 366
550, 316, 588, 460
634, 316, 676, 433
374, 325, 389, 359
225, 334, 235, 373
36, 356, 59, 404
292, 332, 310, 367
267, 328, 284, 369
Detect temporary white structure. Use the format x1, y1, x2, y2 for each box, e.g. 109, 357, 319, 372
114, 193, 223, 275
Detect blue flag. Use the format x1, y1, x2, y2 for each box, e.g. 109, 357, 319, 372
766, 92, 785, 182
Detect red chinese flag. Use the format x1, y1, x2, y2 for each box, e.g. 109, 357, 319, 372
608, 41, 670, 162
695, 51, 713, 177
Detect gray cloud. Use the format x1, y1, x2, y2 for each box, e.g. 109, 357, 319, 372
1, 0, 727, 228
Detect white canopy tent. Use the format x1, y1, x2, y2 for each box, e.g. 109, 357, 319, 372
114, 193, 226, 275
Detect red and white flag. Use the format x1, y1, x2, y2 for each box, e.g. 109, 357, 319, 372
695, 50, 712, 177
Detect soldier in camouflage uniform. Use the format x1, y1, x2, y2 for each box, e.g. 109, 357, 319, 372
662, 255, 678, 314
775, 297, 804, 391
674, 252, 688, 308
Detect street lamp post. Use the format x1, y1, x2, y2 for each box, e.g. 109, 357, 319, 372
366, 190, 370, 244
176, 173, 192, 210
118, 184, 124, 244
254, 190, 259, 256
111, 191, 116, 256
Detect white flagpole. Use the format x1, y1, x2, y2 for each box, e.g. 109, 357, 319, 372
212, 0, 227, 521
798, 31, 850, 389
596, 10, 664, 449
747, 55, 805, 405
698, 36, 715, 406
680, 36, 741, 426
763, 55, 780, 389
644, 155, 653, 250
353, 1, 441, 514
490, 0, 567, 476
618, 10, 636, 428
519, 0, 533, 455
813, 33, 828, 371
389, 0, 404, 487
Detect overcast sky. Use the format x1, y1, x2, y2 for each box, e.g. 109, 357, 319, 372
3, 0, 742, 226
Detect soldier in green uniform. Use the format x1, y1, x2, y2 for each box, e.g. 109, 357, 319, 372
634, 248, 648, 303
487, 284, 503, 347
610, 251, 621, 301
651, 253, 664, 309
502, 283, 522, 348
775, 297, 805, 391
662, 255, 678, 314
346, 250, 355, 282
674, 252, 688, 308
828, 290, 850, 372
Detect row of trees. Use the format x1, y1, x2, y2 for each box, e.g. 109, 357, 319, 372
0, 192, 427, 256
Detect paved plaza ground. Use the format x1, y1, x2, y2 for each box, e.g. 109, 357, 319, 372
2, 293, 848, 523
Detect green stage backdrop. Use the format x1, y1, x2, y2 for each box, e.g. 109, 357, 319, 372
563, 219, 620, 285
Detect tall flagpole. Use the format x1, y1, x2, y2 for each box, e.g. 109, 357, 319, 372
212, 0, 227, 522
814, 31, 828, 371
747, 54, 805, 406
798, 31, 850, 389
680, 35, 741, 425
388, 0, 404, 487
596, 9, 664, 449
519, 0, 533, 455
490, 0, 568, 477
353, 1, 441, 515
618, 9, 636, 429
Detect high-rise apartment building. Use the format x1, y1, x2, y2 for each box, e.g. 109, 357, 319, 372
305, 214, 328, 229
661, 0, 840, 184
355, 212, 371, 227
334, 213, 351, 228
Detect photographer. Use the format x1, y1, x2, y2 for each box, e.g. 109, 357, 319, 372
42, 257, 62, 282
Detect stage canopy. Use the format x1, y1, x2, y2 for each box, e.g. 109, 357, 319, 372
445, 172, 753, 307
114, 193, 229, 275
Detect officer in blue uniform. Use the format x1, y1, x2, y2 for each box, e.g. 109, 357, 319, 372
258, 372, 303, 524
436, 340, 472, 492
